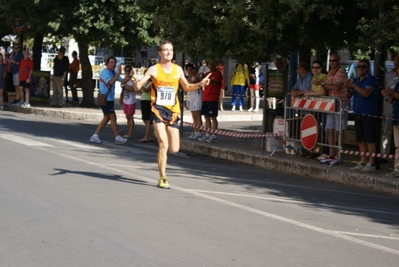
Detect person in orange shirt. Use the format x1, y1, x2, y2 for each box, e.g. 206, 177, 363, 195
133, 40, 211, 189
68, 51, 80, 104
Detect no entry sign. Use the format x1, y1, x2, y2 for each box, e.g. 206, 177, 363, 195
301, 114, 318, 150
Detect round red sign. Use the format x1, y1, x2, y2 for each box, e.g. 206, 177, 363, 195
300, 114, 318, 150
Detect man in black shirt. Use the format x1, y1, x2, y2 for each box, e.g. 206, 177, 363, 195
50, 47, 68, 107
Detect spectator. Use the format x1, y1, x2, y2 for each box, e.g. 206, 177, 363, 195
290, 62, 312, 156
345, 60, 379, 173
317, 54, 349, 164
19, 50, 34, 108
10, 44, 23, 105
185, 63, 203, 140
248, 62, 264, 112
381, 55, 399, 177
68, 51, 80, 104
381, 56, 399, 155
138, 72, 154, 143
50, 47, 69, 107
63, 53, 70, 103
291, 62, 312, 98
216, 60, 225, 111
304, 60, 328, 160
4, 52, 13, 103
198, 59, 209, 80
198, 60, 224, 143
230, 62, 250, 111
0, 54, 5, 110
90, 56, 130, 145
304, 60, 327, 97
120, 65, 136, 139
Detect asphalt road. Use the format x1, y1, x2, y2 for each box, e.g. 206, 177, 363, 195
1, 112, 399, 267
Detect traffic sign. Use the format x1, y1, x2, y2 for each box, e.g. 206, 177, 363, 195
301, 114, 318, 150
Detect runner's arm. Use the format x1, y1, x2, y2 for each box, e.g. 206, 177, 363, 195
178, 66, 210, 92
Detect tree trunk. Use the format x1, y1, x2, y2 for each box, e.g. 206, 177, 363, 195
77, 38, 95, 107
32, 32, 43, 71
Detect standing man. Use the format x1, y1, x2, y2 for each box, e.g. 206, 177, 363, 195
19, 50, 34, 107
68, 51, 80, 104
290, 62, 312, 98
381, 55, 399, 177
90, 56, 130, 145
133, 40, 210, 189
315, 54, 348, 163
50, 47, 69, 107
345, 60, 379, 173
198, 61, 223, 143
10, 44, 23, 105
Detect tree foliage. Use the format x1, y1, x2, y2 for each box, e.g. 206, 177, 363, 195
0, 0, 157, 107
1, 0, 398, 106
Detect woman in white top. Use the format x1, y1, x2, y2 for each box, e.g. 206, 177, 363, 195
121, 65, 136, 138
186, 63, 203, 140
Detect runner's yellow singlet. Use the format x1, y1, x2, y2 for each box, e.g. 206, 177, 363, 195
151, 63, 180, 113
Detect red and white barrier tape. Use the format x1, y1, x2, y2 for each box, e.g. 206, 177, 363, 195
184, 115, 399, 159
183, 121, 280, 138
340, 150, 398, 159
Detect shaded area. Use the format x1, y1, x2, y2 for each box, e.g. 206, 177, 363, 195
0, 110, 399, 234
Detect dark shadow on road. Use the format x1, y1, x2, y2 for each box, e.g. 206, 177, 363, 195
50, 168, 152, 187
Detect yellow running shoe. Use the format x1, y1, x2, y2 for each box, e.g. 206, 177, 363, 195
157, 177, 171, 189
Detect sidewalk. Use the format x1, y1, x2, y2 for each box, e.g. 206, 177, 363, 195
3, 95, 399, 196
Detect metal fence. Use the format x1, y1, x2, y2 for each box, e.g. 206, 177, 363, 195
282, 93, 344, 166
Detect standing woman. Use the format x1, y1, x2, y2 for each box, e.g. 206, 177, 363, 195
68, 51, 80, 104
138, 69, 154, 142
305, 60, 327, 97
305, 60, 328, 159
120, 64, 136, 139
185, 63, 203, 140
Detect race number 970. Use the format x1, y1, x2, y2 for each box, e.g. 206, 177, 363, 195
160, 92, 172, 100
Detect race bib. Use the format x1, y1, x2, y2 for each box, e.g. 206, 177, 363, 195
156, 86, 175, 106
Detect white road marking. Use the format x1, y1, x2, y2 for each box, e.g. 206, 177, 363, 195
43, 137, 104, 150
180, 188, 399, 256
33, 145, 399, 256
190, 189, 399, 216
0, 134, 53, 147
331, 231, 399, 241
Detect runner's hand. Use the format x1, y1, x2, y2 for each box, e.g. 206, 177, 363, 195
200, 73, 212, 87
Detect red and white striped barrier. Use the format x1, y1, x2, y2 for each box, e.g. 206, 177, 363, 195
291, 97, 335, 111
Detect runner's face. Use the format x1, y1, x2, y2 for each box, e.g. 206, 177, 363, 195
159, 44, 174, 61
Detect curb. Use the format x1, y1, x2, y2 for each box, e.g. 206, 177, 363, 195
180, 140, 399, 196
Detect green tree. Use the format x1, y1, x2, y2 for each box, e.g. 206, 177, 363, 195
0, 0, 157, 107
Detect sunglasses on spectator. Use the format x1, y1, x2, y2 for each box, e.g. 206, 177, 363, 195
124, 68, 131, 71
329, 59, 338, 62
356, 65, 368, 69
312, 66, 321, 69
